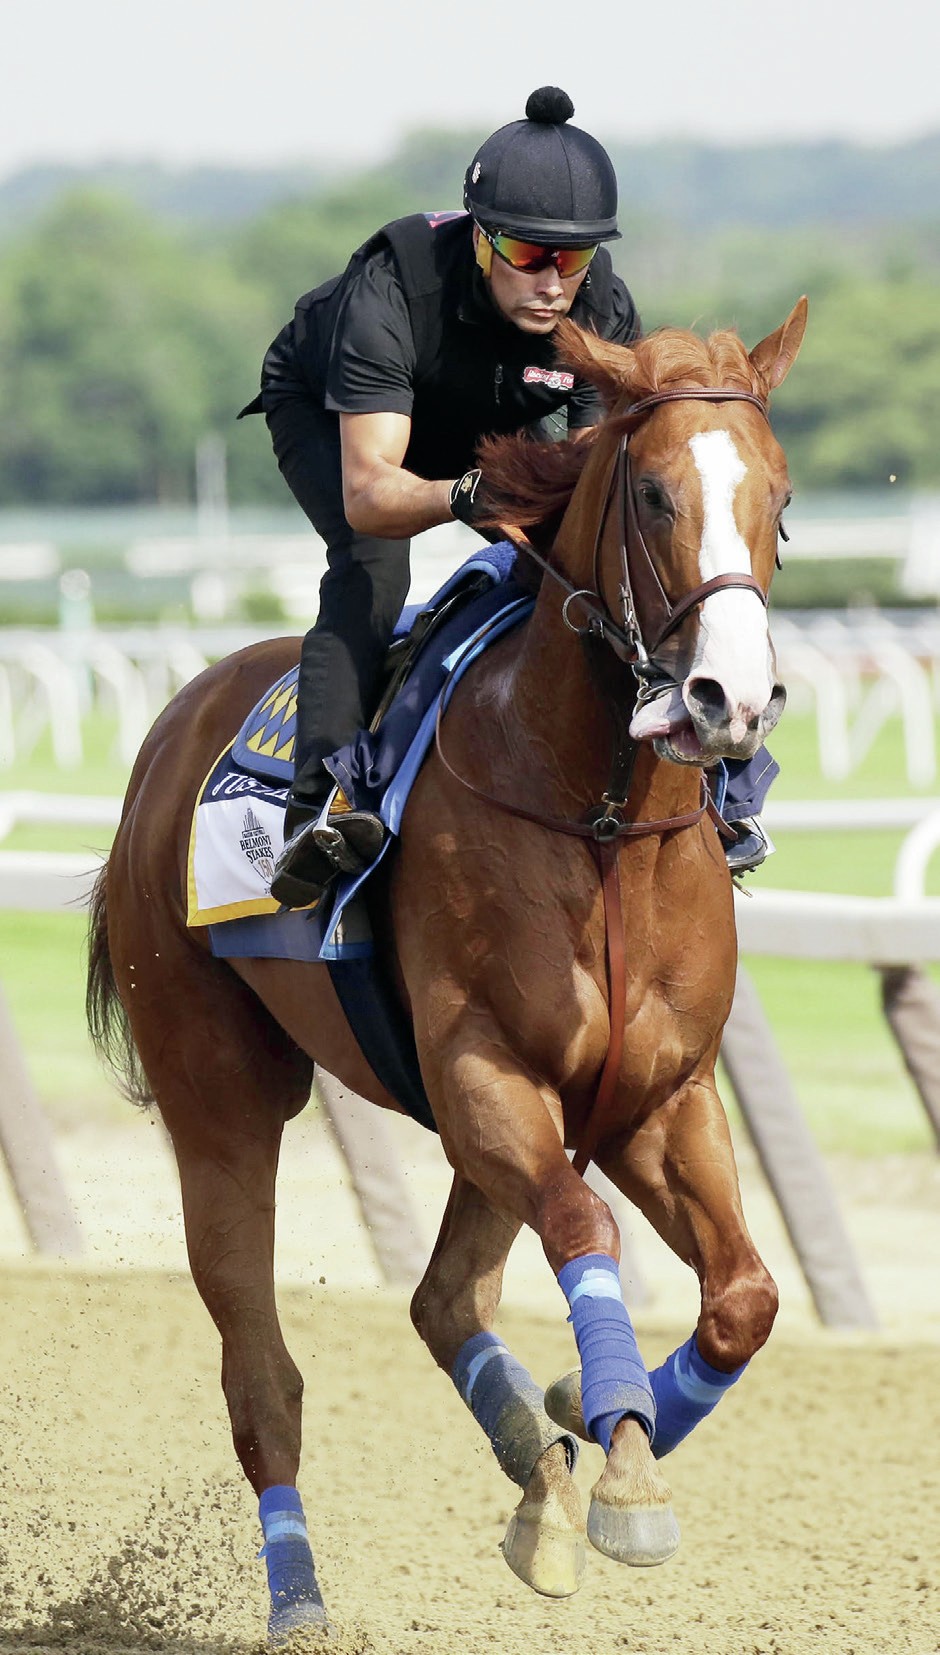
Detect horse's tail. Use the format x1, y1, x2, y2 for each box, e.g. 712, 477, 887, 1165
85, 860, 154, 1106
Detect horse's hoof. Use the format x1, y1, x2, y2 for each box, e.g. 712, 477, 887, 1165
543, 1370, 589, 1442
501, 1504, 587, 1598
268, 1598, 333, 1647
586, 1496, 680, 1567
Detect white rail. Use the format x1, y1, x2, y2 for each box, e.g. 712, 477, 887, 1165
0, 790, 122, 838
734, 886, 940, 964
6, 800, 940, 1325
4, 792, 940, 915
765, 797, 940, 831
5, 843, 940, 971
0, 850, 101, 910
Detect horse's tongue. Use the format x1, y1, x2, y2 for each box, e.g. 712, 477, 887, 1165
629, 685, 686, 741
666, 725, 707, 761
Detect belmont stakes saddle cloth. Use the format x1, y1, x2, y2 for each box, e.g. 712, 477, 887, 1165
186, 543, 532, 1129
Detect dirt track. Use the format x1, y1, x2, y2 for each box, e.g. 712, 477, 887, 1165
2, 1255, 939, 1655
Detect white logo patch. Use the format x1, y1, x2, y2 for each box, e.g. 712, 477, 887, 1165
523, 366, 575, 390
239, 805, 275, 886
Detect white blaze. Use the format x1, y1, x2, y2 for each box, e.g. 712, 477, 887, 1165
686, 428, 775, 737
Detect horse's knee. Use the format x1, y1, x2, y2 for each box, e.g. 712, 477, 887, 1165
224, 1348, 305, 1487
410, 1264, 461, 1359
698, 1265, 778, 1370
410, 1270, 480, 1367
536, 1179, 620, 1275
409, 1277, 435, 1346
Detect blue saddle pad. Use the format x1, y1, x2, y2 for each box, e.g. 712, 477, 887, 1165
209, 542, 533, 1133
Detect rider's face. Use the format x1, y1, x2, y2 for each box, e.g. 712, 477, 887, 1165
474, 227, 590, 335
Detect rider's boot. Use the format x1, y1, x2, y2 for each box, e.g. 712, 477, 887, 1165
724, 815, 772, 876
271, 782, 385, 910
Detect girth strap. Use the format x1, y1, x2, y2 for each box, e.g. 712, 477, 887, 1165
572, 839, 627, 1177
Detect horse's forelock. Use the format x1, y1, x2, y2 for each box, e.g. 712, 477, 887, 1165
552, 319, 769, 414
624, 327, 764, 402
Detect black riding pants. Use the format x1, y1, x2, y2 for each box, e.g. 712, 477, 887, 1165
266, 397, 412, 821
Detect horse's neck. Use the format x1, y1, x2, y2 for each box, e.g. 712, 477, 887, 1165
510, 628, 700, 823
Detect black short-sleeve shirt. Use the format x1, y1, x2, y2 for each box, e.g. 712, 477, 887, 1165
261, 213, 641, 481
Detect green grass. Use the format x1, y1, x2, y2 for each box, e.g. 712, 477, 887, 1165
6, 712, 133, 800
723, 960, 936, 1156
2, 709, 940, 1152
0, 909, 120, 1128
768, 699, 939, 801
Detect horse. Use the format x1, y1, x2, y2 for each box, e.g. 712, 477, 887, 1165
86, 298, 807, 1644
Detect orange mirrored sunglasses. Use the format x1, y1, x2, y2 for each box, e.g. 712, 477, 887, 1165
484, 232, 599, 278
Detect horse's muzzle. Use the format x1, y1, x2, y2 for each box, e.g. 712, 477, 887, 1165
636, 678, 787, 767
682, 677, 787, 761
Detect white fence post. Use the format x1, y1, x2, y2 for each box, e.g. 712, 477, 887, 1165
878, 966, 940, 1150
315, 1070, 428, 1287
0, 981, 82, 1256
721, 967, 877, 1329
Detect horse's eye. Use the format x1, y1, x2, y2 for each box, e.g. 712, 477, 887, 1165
638, 480, 668, 512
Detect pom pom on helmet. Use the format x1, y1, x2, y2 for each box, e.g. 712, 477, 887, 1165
525, 86, 576, 124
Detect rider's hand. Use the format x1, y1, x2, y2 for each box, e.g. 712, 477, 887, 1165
449, 468, 484, 526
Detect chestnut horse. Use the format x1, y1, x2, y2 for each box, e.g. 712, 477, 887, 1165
87, 301, 806, 1643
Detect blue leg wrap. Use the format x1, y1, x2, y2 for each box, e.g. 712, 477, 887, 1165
258, 1485, 324, 1615
452, 1330, 578, 1486
649, 1333, 747, 1458
558, 1253, 655, 1454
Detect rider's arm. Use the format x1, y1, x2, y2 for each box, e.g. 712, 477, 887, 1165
339, 411, 456, 538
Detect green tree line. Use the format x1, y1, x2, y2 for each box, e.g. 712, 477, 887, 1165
0, 147, 937, 507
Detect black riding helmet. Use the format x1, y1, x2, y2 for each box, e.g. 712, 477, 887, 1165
464, 86, 620, 248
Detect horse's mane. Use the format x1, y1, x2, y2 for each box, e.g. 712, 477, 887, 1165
477, 318, 767, 538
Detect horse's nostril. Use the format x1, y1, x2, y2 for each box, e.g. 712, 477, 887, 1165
685, 678, 729, 726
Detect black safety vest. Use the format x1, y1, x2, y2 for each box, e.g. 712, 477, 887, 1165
373, 210, 616, 381
241, 210, 618, 424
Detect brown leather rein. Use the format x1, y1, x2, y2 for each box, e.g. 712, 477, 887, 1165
434, 384, 773, 1175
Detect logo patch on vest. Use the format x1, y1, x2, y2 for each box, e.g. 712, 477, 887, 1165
523, 366, 575, 391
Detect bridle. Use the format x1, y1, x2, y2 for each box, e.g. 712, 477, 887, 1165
543, 386, 772, 667
433, 383, 777, 1175
436, 382, 774, 843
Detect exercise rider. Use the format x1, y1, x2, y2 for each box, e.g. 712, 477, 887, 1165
248, 87, 772, 910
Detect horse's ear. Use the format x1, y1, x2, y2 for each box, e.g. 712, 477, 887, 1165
749, 296, 808, 391
553, 318, 634, 405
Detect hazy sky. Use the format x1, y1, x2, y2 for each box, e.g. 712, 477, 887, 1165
3, 0, 938, 179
